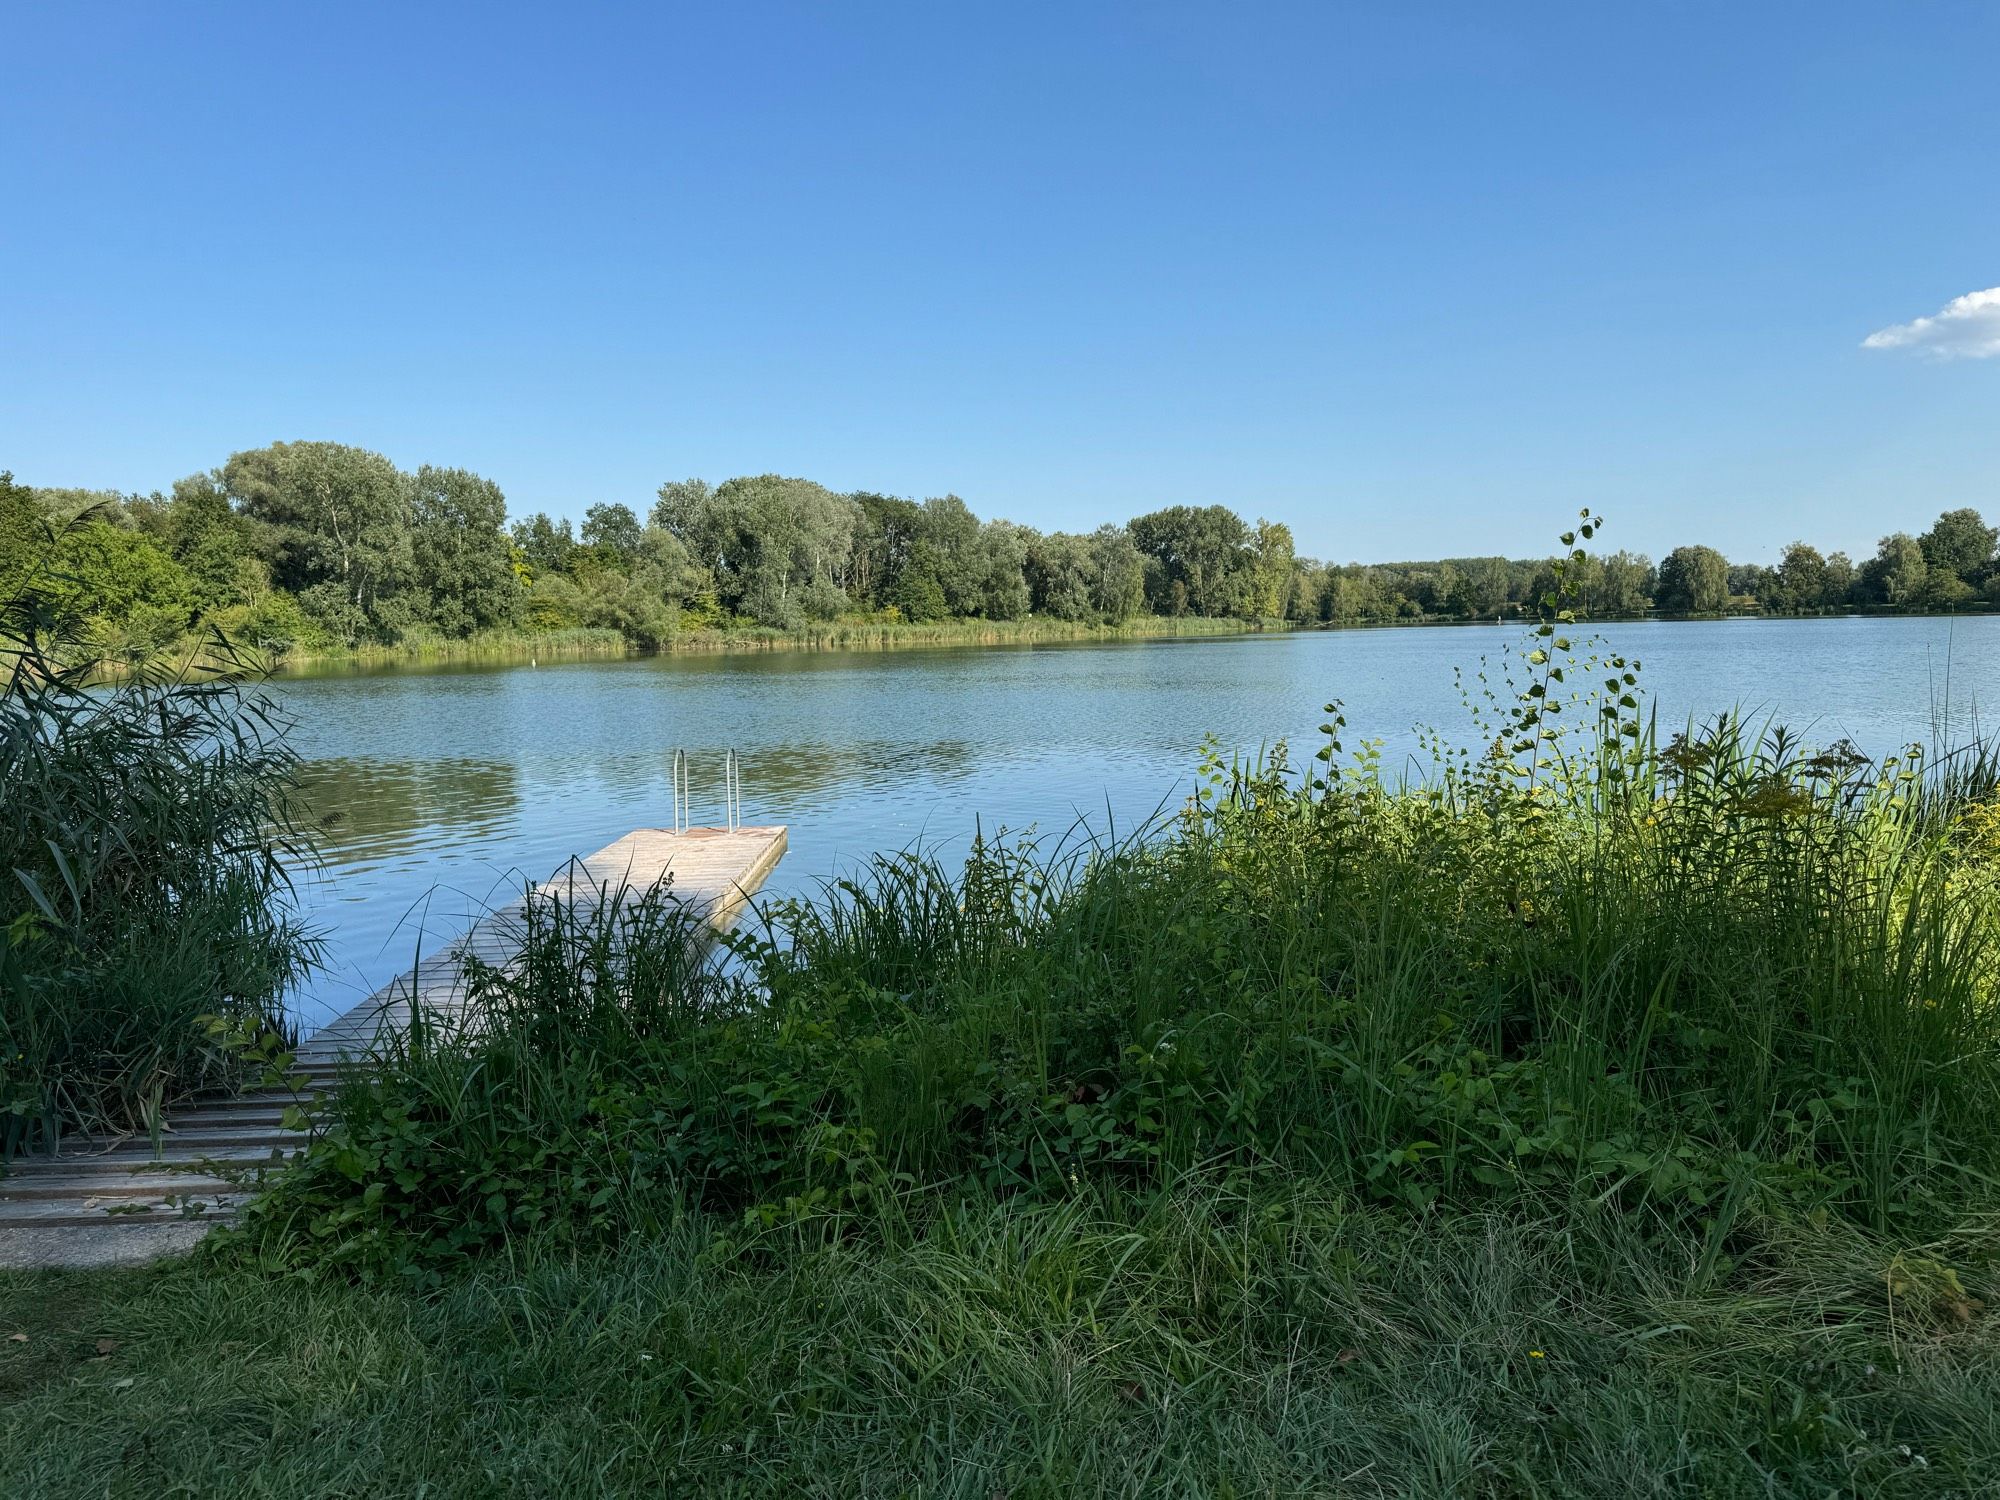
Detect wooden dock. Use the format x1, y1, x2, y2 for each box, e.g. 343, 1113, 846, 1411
0, 825, 786, 1270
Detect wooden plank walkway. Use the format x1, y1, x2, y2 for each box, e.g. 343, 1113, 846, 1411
0, 825, 786, 1270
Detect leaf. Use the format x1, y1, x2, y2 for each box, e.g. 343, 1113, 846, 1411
96, 1338, 119, 1355
6, 1333, 26, 1343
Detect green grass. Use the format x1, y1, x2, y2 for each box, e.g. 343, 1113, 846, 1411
8, 1196, 2000, 1496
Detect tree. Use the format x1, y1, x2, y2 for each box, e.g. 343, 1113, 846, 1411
1856, 533, 1927, 607
650, 478, 712, 544
1918, 508, 1997, 585
1454, 556, 1513, 619
1727, 563, 1774, 608
224, 441, 414, 642
1128, 505, 1254, 617
915, 495, 985, 616
1, 472, 58, 603
1775, 542, 1828, 613
581, 502, 644, 564
0, 483, 196, 645
1598, 552, 1654, 615
1654, 546, 1730, 614
891, 551, 948, 621
51, 523, 195, 641
1086, 526, 1146, 622
1315, 564, 1392, 623
1025, 532, 1094, 620
163, 473, 257, 614
410, 467, 519, 636
687, 475, 860, 627
1026, 526, 1147, 622
849, 493, 925, 609
1248, 520, 1296, 618
510, 513, 577, 579
966, 521, 1031, 620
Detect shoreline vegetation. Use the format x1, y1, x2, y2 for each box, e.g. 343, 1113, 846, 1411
6, 514, 2000, 1492
4, 447, 1997, 679
265, 611, 1280, 674
270, 603, 1996, 680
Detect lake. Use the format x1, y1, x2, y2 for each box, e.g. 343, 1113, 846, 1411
278, 615, 2000, 1030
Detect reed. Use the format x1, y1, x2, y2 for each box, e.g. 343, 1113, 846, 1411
1, 527, 319, 1158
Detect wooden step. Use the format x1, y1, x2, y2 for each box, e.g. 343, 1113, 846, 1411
18, 1143, 300, 1174
0, 1169, 253, 1200
182, 1087, 317, 1107
0, 1193, 252, 1228
141, 1120, 304, 1136
50, 1123, 314, 1152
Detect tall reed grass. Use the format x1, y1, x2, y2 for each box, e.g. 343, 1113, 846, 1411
1, 516, 319, 1158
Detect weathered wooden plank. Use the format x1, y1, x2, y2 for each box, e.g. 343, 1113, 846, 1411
0, 1195, 253, 1227
0, 1171, 247, 1200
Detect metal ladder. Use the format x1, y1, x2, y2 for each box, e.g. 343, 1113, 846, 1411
670, 748, 743, 833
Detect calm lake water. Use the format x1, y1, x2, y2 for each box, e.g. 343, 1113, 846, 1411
277, 616, 2000, 1030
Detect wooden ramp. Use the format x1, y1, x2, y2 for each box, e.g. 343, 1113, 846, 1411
0, 825, 787, 1270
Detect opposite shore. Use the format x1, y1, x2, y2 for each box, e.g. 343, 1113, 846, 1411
259, 601, 2000, 676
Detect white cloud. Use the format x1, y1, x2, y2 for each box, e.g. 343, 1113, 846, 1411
1862, 286, 2000, 359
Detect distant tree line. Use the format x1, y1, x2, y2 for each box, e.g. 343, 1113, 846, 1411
2, 442, 1995, 658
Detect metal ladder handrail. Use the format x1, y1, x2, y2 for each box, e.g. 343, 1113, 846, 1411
670, 748, 741, 832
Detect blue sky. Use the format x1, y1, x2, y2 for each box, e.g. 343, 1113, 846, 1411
3, 2, 1995, 564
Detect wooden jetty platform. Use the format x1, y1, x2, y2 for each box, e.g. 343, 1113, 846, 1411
0, 825, 787, 1270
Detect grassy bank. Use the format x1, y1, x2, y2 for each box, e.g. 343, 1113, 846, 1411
267, 612, 1274, 674
669, 612, 1276, 653
269, 625, 630, 671
232, 604, 2000, 679
7, 537, 2000, 1493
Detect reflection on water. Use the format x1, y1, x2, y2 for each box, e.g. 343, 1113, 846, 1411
300, 759, 522, 868
274, 617, 2000, 1030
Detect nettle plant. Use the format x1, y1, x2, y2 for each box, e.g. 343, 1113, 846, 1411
1455, 510, 1648, 805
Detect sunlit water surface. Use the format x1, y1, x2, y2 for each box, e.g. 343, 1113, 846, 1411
275, 616, 2000, 1030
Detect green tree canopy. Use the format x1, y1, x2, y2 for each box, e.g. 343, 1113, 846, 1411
224, 441, 414, 643
1857, 533, 1928, 607
1655, 545, 1730, 614
510, 513, 577, 579
686, 475, 861, 628
1129, 505, 1253, 618
581, 502, 644, 564
1775, 542, 1828, 612
411, 467, 520, 636
1918, 508, 1997, 587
